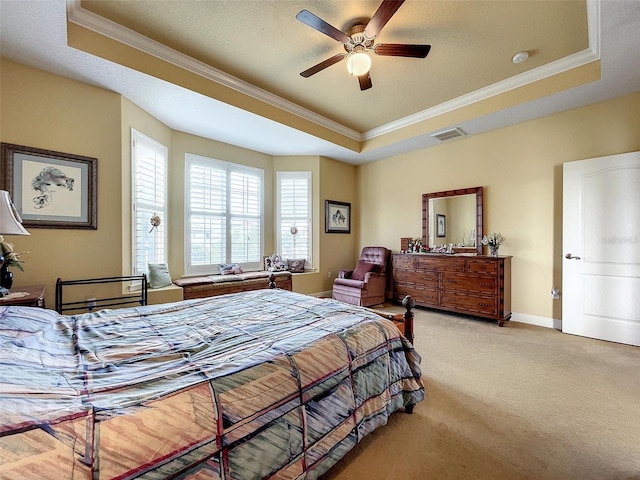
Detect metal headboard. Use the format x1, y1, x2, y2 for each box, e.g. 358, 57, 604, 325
55, 275, 148, 314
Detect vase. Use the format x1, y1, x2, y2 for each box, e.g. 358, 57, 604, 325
0, 264, 13, 290
489, 245, 499, 256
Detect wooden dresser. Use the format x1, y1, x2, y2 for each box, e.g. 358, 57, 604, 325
392, 253, 512, 326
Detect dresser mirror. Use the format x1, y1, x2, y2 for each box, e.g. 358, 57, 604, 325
422, 186, 484, 254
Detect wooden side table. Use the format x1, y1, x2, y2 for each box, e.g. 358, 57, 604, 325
0, 285, 46, 308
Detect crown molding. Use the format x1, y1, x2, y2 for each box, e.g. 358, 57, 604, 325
65, 0, 362, 142
364, 49, 599, 140
365, 0, 601, 140
66, 0, 601, 145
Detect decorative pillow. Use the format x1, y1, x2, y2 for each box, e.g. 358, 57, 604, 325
351, 261, 378, 281
288, 259, 305, 273
147, 263, 172, 289
219, 263, 243, 275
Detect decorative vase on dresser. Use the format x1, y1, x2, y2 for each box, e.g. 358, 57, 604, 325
392, 253, 512, 326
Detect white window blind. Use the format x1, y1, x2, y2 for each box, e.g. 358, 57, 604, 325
277, 171, 311, 266
131, 130, 167, 276
186, 154, 263, 274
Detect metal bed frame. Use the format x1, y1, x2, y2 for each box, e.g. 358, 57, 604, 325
55, 275, 147, 314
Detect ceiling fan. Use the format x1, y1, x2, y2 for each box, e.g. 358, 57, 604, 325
296, 0, 431, 91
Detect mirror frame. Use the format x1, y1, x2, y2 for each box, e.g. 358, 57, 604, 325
422, 186, 484, 254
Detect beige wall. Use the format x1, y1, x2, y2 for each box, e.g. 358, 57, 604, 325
272, 155, 358, 295
357, 91, 640, 323
0, 59, 354, 304
319, 156, 357, 294
3, 57, 639, 323
1, 60, 123, 307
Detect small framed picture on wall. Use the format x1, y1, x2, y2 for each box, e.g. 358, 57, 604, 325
325, 200, 351, 234
436, 214, 446, 237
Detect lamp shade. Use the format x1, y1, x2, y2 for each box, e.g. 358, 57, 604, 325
0, 190, 30, 235
346, 51, 371, 76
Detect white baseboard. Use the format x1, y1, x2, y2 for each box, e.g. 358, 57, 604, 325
309, 294, 563, 330
511, 312, 562, 330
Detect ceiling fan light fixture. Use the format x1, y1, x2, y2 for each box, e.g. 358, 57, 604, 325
346, 51, 371, 76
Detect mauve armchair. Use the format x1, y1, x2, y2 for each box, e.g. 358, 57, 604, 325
331, 246, 390, 307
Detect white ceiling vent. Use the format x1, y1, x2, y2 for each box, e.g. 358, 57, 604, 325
431, 127, 467, 142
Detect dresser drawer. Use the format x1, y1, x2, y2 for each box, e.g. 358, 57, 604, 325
441, 293, 497, 316
395, 284, 438, 305
395, 270, 437, 287
415, 256, 465, 272
441, 273, 497, 294
393, 255, 415, 269
467, 260, 498, 275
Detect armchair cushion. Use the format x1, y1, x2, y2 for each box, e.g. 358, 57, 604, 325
360, 247, 389, 274
333, 277, 365, 289
352, 261, 378, 281
338, 269, 354, 279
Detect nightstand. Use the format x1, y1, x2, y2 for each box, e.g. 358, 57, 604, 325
0, 285, 46, 308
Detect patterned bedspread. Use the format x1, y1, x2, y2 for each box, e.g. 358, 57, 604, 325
0, 289, 423, 479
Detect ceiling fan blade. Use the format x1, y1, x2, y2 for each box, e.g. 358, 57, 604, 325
358, 72, 372, 91
296, 10, 350, 43
364, 0, 405, 38
373, 43, 431, 58
300, 53, 347, 78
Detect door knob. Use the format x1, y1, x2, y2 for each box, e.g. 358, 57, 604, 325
565, 253, 581, 260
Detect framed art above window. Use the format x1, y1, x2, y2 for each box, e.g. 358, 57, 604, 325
0, 143, 97, 229
325, 200, 351, 234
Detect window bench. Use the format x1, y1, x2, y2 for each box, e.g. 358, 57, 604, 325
174, 271, 292, 300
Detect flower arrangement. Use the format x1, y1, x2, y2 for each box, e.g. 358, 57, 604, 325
0, 235, 28, 271
482, 233, 505, 255
408, 237, 426, 253
482, 233, 505, 247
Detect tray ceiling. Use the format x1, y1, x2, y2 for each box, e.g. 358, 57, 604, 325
2, 1, 639, 163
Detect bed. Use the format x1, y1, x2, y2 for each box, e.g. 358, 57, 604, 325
0, 288, 423, 479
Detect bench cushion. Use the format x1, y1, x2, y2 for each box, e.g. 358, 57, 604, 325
174, 271, 291, 289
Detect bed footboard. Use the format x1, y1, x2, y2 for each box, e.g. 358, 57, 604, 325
368, 294, 414, 343
368, 295, 417, 415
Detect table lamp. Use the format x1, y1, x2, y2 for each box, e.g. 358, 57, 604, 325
0, 190, 30, 296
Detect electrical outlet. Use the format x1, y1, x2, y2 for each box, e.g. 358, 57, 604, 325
327, 271, 332, 278
551, 288, 560, 300
87, 298, 96, 309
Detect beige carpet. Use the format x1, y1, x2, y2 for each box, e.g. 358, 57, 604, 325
322, 306, 640, 480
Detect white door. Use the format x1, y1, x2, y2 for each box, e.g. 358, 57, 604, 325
562, 151, 640, 346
